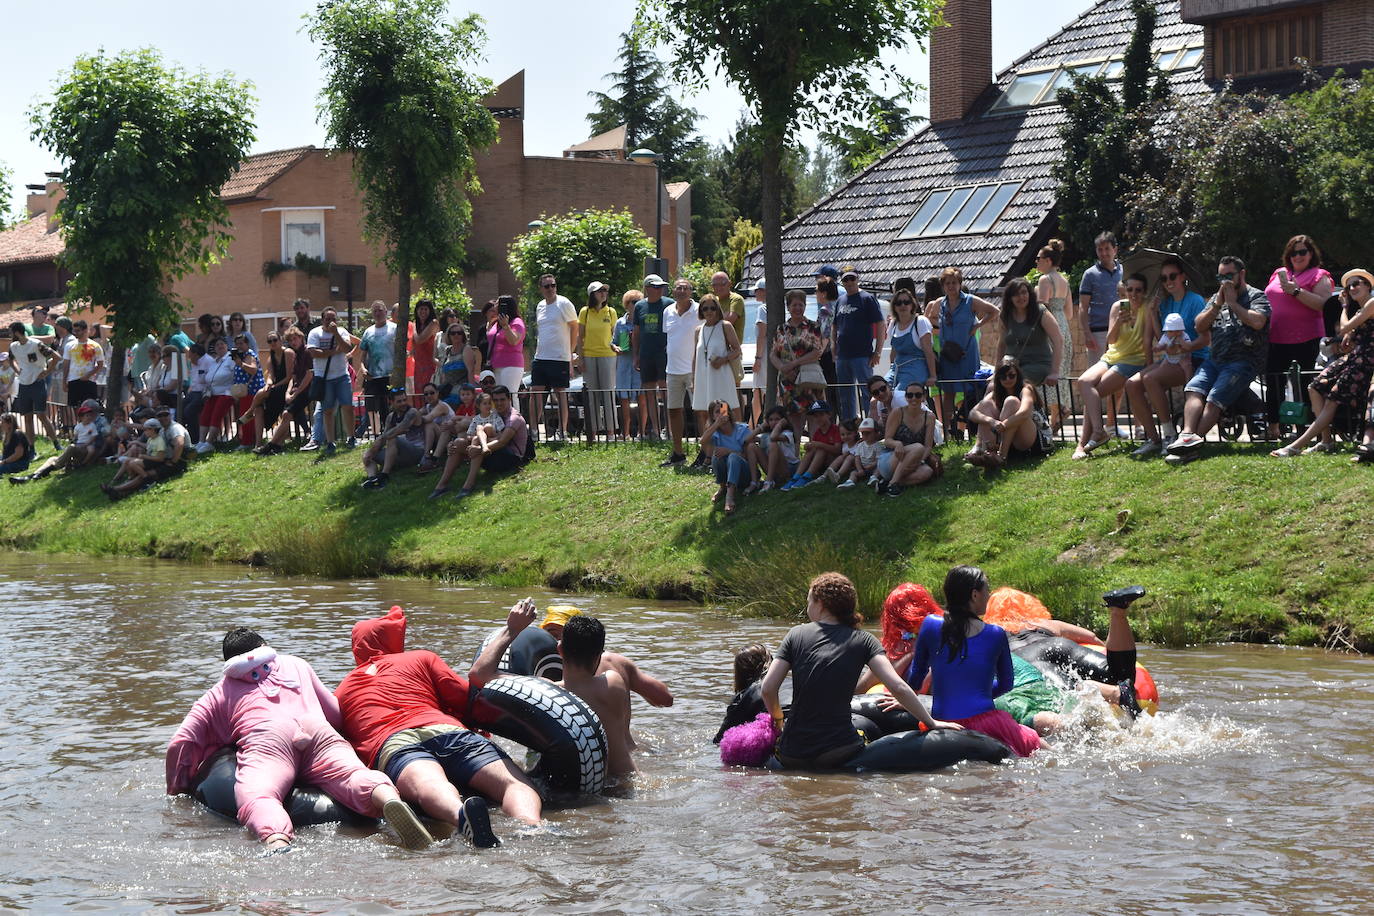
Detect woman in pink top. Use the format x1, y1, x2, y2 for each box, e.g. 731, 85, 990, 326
486, 294, 526, 394
410, 298, 439, 405
1263, 234, 1334, 438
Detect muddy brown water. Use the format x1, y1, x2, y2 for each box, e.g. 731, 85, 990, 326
1, 553, 1372, 914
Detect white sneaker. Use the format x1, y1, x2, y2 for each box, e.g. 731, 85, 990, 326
757, 480, 774, 493
836, 479, 856, 489
1167, 432, 1203, 453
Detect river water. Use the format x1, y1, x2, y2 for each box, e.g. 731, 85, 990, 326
2, 553, 1371, 914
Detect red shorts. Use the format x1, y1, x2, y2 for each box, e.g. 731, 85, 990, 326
957, 708, 1041, 757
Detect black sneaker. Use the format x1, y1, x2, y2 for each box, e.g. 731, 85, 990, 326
660, 452, 686, 467
456, 797, 499, 848
1117, 680, 1142, 721
689, 451, 709, 469
885, 483, 905, 497
372, 473, 389, 490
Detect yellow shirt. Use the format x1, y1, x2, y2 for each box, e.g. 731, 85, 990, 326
578, 304, 619, 357
1104, 300, 1148, 366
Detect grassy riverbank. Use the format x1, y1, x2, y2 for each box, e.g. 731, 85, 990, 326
1, 438, 1370, 648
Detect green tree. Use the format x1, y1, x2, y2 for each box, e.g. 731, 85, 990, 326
796, 144, 839, 211
310, 0, 499, 385
676, 258, 722, 296
0, 161, 15, 230
718, 115, 803, 227
822, 90, 919, 179
509, 209, 655, 327
721, 218, 762, 285
680, 143, 735, 263
29, 49, 254, 416
1053, 0, 1169, 253
642, 0, 943, 406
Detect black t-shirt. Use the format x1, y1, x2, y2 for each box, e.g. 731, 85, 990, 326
775, 621, 881, 758
3, 431, 31, 463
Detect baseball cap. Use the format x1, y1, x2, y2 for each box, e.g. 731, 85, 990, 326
143, 418, 162, 430
814, 265, 839, 279
753, 278, 766, 291
841, 267, 860, 281
587, 281, 607, 295
644, 274, 668, 288
858, 417, 876, 430
807, 401, 832, 414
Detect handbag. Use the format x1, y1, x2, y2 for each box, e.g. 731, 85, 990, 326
938, 296, 974, 363
309, 353, 334, 401
1278, 361, 1310, 426
229, 382, 248, 399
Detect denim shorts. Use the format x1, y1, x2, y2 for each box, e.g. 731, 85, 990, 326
615, 356, 641, 399
1107, 361, 1144, 380
321, 374, 353, 409
1185, 358, 1256, 408
382, 729, 510, 791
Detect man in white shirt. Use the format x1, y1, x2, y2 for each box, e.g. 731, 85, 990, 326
529, 274, 580, 441
660, 278, 701, 465
305, 307, 357, 457
6, 321, 62, 449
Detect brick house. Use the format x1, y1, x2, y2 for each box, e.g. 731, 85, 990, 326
0, 70, 689, 345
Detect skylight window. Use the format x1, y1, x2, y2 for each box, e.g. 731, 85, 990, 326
896, 181, 1023, 239
988, 42, 1204, 112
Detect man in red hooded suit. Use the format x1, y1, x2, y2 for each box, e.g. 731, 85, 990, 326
335, 599, 543, 848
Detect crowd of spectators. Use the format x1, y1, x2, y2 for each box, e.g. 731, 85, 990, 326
3, 231, 1372, 505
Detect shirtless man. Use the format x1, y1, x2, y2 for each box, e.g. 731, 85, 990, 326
541, 605, 673, 708
557, 616, 636, 778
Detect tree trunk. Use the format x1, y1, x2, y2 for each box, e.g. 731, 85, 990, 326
760, 128, 786, 412
391, 261, 411, 388
105, 337, 127, 421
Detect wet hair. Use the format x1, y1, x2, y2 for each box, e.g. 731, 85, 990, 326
1038, 238, 1065, 267
808, 572, 861, 627
222, 626, 265, 661
1000, 277, 1041, 328
496, 295, 519, 321
561, 615, 605, 670
733, 644, 772, 693
414, 299, 436, 330
1095, 231, 1118, 248
939, 565, 989, 663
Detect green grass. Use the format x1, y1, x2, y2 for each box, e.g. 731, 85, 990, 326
2, 437, 1372, 648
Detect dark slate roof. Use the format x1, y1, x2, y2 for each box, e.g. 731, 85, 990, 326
745, 0, 1209, 295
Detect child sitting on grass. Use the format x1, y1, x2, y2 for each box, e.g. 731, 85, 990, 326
745, 406, 797, 493
467, 391, 505, 454
837, 417, 882, 489
821, 418, 861, 484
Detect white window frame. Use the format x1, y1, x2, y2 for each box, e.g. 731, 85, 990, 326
895, 180, 1024, 240
261, 206, 336, 264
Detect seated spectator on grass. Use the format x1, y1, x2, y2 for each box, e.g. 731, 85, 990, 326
1125, 258, 1210, 457
416, 382, 455, 471
466, 391, 505, 455
10, 403, 103, 482
967, 359, 1050, 470
700, 398, 758, 515
428, 385, 528, 501
878, 380, 937, 495
361, 387, 425, 490
102, 415, 190, 500
1074, 273, 1157, 460
866, 374, 903, 427
836, 417, 882, 489
782, 401, 841, 490
1166, 257, 1272, 463
746, 406, 797, 493
1273, 269, 1374, 458
0, 413, 32, 475
820, 418, 861, 484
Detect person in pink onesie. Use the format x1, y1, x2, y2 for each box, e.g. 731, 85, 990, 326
166, 626, 433, 853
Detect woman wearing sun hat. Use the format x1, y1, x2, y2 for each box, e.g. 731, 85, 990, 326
1271, 268, 1374, 457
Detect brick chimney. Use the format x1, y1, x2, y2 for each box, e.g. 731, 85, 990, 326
929, 0, 993, 123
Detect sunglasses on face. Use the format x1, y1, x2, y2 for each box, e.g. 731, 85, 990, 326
1292, 248, 1311, 257
1126, 286, 1146, 294
702, 305, 720, 312
870, 385, 888, 395
1162, 272, 1181, 281
1217, 273, 1237, 282
906, 390, 925, 399
1347, 279, 1369, 289
541, 283, 556, 289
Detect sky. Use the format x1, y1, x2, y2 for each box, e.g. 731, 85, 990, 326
1, 0, 1090, 216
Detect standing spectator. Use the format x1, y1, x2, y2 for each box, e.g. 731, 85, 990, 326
813, 265, 840, 388
771, 288, 827, 435
127, 333, 160, 407
1078, 232, 1125, 434
886, 286, 937, 394
486, 295, 526, 397
1263, 235, 1334, 438
63, 320, 106, 409
1272, 269, 1374, 457
195, 337, 237, 453
1166, 257, 1272, 463
0, 353, 12, 413
358, 301, 396, 437
661, 278, 702, 466
361, 386, 425, 489
1125, 256, 1210, 456
437, 323, 479, 389
578, 282, 618, 441
471, 299, 495, 371
992, 278, 1064, 397
691, 293, 742, 467
529, 274, 580, 441
927, 267, 999, 440
410, 299, 439, 404
227, 312, 257, 354
749, 278, 768, 425
833, 267, 886, 422
7, 322, 61, 451
632, 275, 671, 441
614, 289, 644, 441
290, 298, 317, 334
182, 343, 210, 443
1074, 273, 1156, 459
306, 307, 357, 459
709, 271, 748, 394
1034, 239, 1073, 431
24, 304, 56, 343
228, 333, 264, 450
0, 413, 33, 475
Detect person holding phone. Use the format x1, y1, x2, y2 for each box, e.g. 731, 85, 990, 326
1263, 235, 1334, 438
306, 307, 357, 458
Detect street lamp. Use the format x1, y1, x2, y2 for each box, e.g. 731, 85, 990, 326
628, 148, 666, 278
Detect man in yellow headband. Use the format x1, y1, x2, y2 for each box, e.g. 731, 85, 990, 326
540, 604, 674, 708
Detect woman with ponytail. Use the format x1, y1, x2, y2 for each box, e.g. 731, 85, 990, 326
905, 565, 1046, 756
761, 573, 961, 769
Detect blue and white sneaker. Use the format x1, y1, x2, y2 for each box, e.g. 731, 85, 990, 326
456, 797, 499, 848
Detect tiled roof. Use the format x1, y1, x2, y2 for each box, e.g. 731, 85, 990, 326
220, 146, 314, 202
0, 214, 64, 268
0, 298, 70, 331
745, 0, 1209, 295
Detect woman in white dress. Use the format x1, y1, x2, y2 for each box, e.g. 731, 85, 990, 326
693, 294, 742, 465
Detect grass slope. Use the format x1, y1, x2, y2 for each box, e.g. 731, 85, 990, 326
1, 439, 1370, 648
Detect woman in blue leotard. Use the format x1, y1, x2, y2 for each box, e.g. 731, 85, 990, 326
905, 565, 1045, 757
